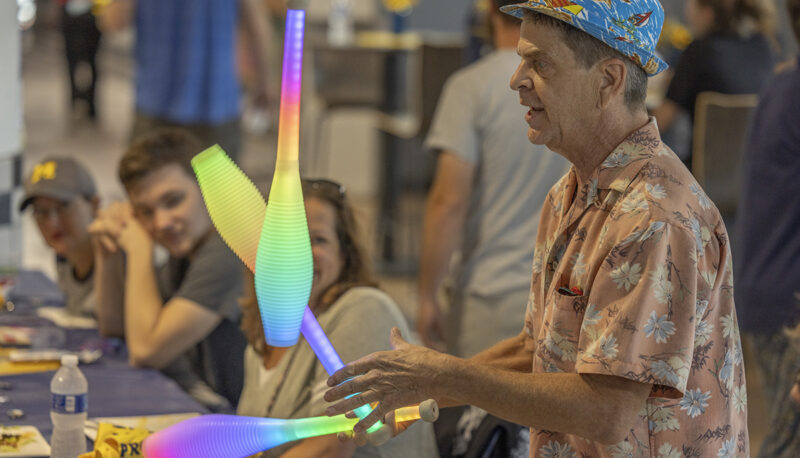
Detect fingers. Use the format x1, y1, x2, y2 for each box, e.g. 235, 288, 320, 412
327, 354, 377, 387
89, 201, 139, 255
389, 327, 408, 350
325, 375, 365, 402
88, 219, 122, 254
96, 235, 119, 254
325, 390, 380, 417
353, 431, 369, 447
352, 403, 387, 435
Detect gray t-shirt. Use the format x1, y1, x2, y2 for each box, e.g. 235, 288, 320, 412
425, 49, 568, 298
56, 257, 96, 317
157, 232, 246, 410
237, 287, 439, 458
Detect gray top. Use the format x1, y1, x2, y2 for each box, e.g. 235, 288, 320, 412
237, 287, 439, 458
425, 49, 568, 298
157, 232, 247, 410
55, 257, 95, 317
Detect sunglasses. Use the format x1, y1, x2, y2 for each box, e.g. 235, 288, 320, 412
303, 178, 346, 201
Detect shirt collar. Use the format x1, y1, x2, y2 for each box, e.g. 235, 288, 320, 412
568, 117, 664, 211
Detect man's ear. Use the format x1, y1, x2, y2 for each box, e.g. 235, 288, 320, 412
596, 57, 627, 109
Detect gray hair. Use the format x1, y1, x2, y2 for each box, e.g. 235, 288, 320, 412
522, 11, 648, 110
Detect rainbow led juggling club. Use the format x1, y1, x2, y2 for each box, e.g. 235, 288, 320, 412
252, 0, 313, 348
143, 402, 438, 458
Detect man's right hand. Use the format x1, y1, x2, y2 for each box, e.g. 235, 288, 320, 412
417, 296, 447, 352
88, 201, 130, 257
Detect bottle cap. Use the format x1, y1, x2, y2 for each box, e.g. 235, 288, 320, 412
61, 354, 78, 366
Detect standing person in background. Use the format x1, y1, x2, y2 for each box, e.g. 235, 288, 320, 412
418, 0, 567, 357
60, 0, 102, 121
19, 157, 99, 318
90, 129, 246, 412
652, 0, 776, 165
735, 0, 800, 454
97, 0, 273, 161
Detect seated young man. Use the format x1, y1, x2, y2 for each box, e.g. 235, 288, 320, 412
19, 157, 99, 318
90, 129, 246, 411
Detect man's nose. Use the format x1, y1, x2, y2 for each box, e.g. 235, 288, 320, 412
510, 60, 527, 91
153, 208, 172, 231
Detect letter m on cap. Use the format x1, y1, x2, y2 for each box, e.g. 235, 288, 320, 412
31, 161, 57, 184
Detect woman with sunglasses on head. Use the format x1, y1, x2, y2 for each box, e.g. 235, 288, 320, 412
236, 179, 439, 458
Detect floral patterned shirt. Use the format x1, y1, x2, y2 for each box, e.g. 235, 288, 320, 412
525, 119, 748, 457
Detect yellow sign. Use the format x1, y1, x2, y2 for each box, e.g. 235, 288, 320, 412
30, 161, 56, 184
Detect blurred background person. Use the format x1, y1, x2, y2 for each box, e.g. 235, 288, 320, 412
735, 0, 800, 454
91, 129, 246, 412
653, 0, 777, 165
19, 157, 99, 318
237, 178, 438, 458
417, 0, 567, 357
59, 0, 102, 121
97, 0, 273, 161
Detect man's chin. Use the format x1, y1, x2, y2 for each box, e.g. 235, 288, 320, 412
527, 128, 549, 145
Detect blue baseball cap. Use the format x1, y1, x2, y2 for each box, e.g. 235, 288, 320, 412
501, 0, 668, 76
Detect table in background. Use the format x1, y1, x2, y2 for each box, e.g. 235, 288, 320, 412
0, 316, 208, 442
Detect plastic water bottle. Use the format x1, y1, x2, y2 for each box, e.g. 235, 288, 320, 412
50, 354, 88, 458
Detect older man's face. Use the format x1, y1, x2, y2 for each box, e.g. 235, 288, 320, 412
510, 19, 597, 154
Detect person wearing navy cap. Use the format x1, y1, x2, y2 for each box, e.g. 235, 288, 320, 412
19, 157, 99, 318
323, 1, 749, 456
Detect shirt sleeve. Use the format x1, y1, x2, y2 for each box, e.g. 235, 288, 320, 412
172, 236, 243, 322
665, 41, 703, 115
423, 70, 480, 163
575, 221, 698, 397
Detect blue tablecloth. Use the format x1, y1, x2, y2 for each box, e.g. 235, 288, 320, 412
0, 321, 208, 442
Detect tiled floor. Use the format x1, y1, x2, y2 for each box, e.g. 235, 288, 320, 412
21, 25, 769, 452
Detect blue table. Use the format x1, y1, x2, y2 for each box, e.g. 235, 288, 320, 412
0, 322, 208, 442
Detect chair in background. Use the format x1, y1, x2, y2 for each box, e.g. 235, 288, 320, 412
692, 91, 759, 222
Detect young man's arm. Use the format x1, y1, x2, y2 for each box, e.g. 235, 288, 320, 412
123, 245, 222, 369
94, 252, 126, 337
417, 152, 474, 349
94, 202, 224, 369
116, 205, 223, 368
90, 203, 128, 337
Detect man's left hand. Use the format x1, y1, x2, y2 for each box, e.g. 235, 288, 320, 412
324, 328, 450, 438
792, 380, 800, 406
